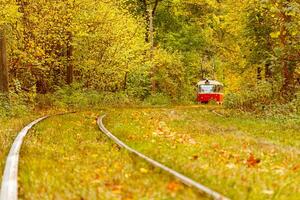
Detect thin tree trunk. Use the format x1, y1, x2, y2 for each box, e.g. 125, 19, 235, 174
0, 30, 9, 94
141, 0, 150, 42
257, 67, 262, 81
123, 71, 128, 91
265, 62, 272, 80
149, 8, 157, 93
67, 32, 74, 85
200, 57, 204, 79
149, 9, 154, 60
279, 0, 295, 97
140, 0, 161, 93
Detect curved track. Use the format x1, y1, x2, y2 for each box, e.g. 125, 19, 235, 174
0, 116, 49, 200
1, 112, 229, 199
97, 115, 230, 200
0, 112, 75, 200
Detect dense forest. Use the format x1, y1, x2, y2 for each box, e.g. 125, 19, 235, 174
0, 0, 299, 114
1, 1, 300, 199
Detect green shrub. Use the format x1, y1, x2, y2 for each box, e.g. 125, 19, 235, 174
152, 49, 185, 100
0, 92, 31, 118
126, 65, 151, 100
35, 84, 140, 109
143, 93, 171, 106
224, 81, 274, 110
224, 81, 300, 118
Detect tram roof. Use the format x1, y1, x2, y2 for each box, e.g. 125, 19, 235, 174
197, 80, 223, 86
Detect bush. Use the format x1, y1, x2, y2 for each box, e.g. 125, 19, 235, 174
224, 81, 274, 110
224, 81, 300, 117
0, 92, 31, 118
143, 93, 171, 106
262, 91, 300, 117
152, 49, 185, 100
126, 64, 151, 100
35, 84, 140, 109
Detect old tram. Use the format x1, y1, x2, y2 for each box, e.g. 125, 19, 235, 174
196, 80, 224, 104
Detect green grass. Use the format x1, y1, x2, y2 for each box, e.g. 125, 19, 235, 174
18, 112, 204, 199
204, 107, 300, 149
1, 106, 299, 199
0, 108, 73, 184
0, 114, 39, 183
105, 106, 300, 200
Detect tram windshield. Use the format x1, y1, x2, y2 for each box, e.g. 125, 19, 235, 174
199, 84, 223, 93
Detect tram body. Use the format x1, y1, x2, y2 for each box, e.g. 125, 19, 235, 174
196, 80, 224, 104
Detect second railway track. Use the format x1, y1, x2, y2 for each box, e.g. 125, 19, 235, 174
97, 115, 229, 200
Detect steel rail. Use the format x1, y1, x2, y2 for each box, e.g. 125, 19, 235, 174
0, 116, 48, 200
0, 112, 76, 200
211, 110, 224, 117
97, 115, 230, 200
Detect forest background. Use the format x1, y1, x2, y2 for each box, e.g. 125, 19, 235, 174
0, 0, 299, 117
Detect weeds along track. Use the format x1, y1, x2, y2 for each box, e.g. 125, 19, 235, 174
97, 115, 230, 200
210, 109, 300, 154
1, 112, 205, 199
0, 116, 49, 200
0, 113, 228, 200
0, 112, 75, 200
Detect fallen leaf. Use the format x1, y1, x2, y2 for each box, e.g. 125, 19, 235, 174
188, 138, 197, 145
212, 143, 220, 149
105, 182, 122, 194
226, 163, 236, 169
272, 166, 286, 175
167, 181, 181, 192
140, 168, 148, 173
247, 153, 261, 167
192, 155, 199, 160
262, 189, 274, 195
292, 163, 300, 172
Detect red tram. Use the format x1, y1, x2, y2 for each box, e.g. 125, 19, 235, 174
196, 80, 224, 104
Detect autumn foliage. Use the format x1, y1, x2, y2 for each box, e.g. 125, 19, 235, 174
0, 0, 299, 113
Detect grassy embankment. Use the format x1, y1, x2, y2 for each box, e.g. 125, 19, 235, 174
18, 112, 203, 200
0, 114, 39, 182
0, 108, 68, 180
105, 106, 300, 200
1, 105, 299, 199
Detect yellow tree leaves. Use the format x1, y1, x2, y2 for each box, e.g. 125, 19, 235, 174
73, 0, 146, 91
0, 1, 21, 26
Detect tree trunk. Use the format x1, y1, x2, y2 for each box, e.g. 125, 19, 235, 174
66, 32, 74, 85
149, 9, 154, 60
141, 0, 150, 42
0, 30, 9, 94
279, 1, 295, 97
123, 71, 128, 91
281, 61, 294, 96
265, 62, 272, 80
36, 79, 47, 94
200, 57, 204, 79
141, 0, 160, 43
149, 8, 157, 93
140, 0, 161, 93
257, 67, 262, 81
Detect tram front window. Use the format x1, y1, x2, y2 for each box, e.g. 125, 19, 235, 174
199, 85, 215, 93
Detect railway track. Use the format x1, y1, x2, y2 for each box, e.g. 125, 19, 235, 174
0, 112, 76, 200
1, 112, 229, 200
0, 116, 49, 200
210, 109, 300, 154
97, 115, 229, 200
